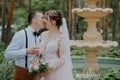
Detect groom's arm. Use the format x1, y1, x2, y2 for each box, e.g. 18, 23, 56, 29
5, 30, 27, 59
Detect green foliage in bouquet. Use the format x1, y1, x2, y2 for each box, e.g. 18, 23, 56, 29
30, 63, 49, 74
39, 63, 50, 73
29, 59, 50, 75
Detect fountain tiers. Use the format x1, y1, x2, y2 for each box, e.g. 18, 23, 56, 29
71, 0, 119, 72
72, 8, 113, 18
72, 8, 113, 42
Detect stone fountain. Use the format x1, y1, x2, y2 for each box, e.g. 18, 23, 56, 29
71, 0, 118, 72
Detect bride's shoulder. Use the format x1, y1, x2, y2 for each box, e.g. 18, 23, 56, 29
41, 31, 49, 36
41, 31, 49, 39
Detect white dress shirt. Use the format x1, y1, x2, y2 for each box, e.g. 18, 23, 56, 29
5, 26, 41, 68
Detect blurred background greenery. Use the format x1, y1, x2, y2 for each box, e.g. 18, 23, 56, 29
0, 0, 120, 44
0, 0, 120, 80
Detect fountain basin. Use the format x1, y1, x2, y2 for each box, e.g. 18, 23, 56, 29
72, 57, 120, 79
72, 8, 113, 18
70, 40, 119, 72
70, 40, 118, 49
72, 57, 120, 69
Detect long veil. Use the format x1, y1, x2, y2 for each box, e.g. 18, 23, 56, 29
59, 18, 73, 70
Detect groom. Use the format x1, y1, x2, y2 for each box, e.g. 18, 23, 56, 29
5, 11, 45, 80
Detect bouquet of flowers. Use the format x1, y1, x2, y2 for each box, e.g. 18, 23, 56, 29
28, 58, 50, 75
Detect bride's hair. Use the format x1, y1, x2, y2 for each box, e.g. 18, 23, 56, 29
45, 10, 63, 29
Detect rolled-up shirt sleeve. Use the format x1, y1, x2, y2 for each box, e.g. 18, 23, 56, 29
5, 31, 26, 59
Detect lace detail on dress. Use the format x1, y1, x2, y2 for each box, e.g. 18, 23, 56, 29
39, 31, 74, 80
40, 31, 66, 69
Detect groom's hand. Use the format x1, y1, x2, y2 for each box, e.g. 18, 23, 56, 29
26, 47, 41, 55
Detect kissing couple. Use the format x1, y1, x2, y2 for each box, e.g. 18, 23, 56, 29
5, 10, 74, 80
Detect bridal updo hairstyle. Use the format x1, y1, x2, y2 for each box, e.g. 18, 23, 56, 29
45, 10, 63, 29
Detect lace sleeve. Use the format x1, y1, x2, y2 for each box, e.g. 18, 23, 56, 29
51, 35, 67, 69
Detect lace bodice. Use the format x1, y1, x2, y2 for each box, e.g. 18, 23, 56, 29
40, 31, 67, 69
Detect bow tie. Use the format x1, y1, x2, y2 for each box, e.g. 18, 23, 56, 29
33, 31, 40, 37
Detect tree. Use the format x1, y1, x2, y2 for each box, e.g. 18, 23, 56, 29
1, 0, 7, 42
5, 0, 16, 44
104, 0, 108, 40
69, 0, 75, 39
108, 0, 120, 41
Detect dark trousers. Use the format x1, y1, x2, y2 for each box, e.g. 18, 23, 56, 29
13, 66, 34, 80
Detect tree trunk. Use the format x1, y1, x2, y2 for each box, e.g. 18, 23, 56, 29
1, 0, 6, 42
69, 0, 74, 39
104, 0, 108, 40
5, 0, 16, 44
62, 0, 68, 18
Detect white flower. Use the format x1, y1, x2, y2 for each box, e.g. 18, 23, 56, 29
42, 61, 46, 65
40, 59, 44, 62
33, 65, 39, 70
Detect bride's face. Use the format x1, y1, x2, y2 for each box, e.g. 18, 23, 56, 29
45, 16, 53, 30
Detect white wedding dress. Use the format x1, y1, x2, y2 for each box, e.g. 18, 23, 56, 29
39, 31, 74, 80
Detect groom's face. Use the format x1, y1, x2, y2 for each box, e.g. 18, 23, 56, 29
34, 13, 45, 30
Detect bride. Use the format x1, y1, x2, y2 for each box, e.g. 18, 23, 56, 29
37, 10, 74, 80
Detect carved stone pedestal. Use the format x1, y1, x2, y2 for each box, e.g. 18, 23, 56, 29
83, 48, 99, 72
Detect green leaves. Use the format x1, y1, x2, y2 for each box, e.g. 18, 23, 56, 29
99, 47, 120, 58
31, 0, 60, 13
29, 58, 50, 75
71, 49, 87, 57
101, 67, 120, 79
0, 43, 6, 52
0, 51, 15, 80
0, 51, 5, 63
